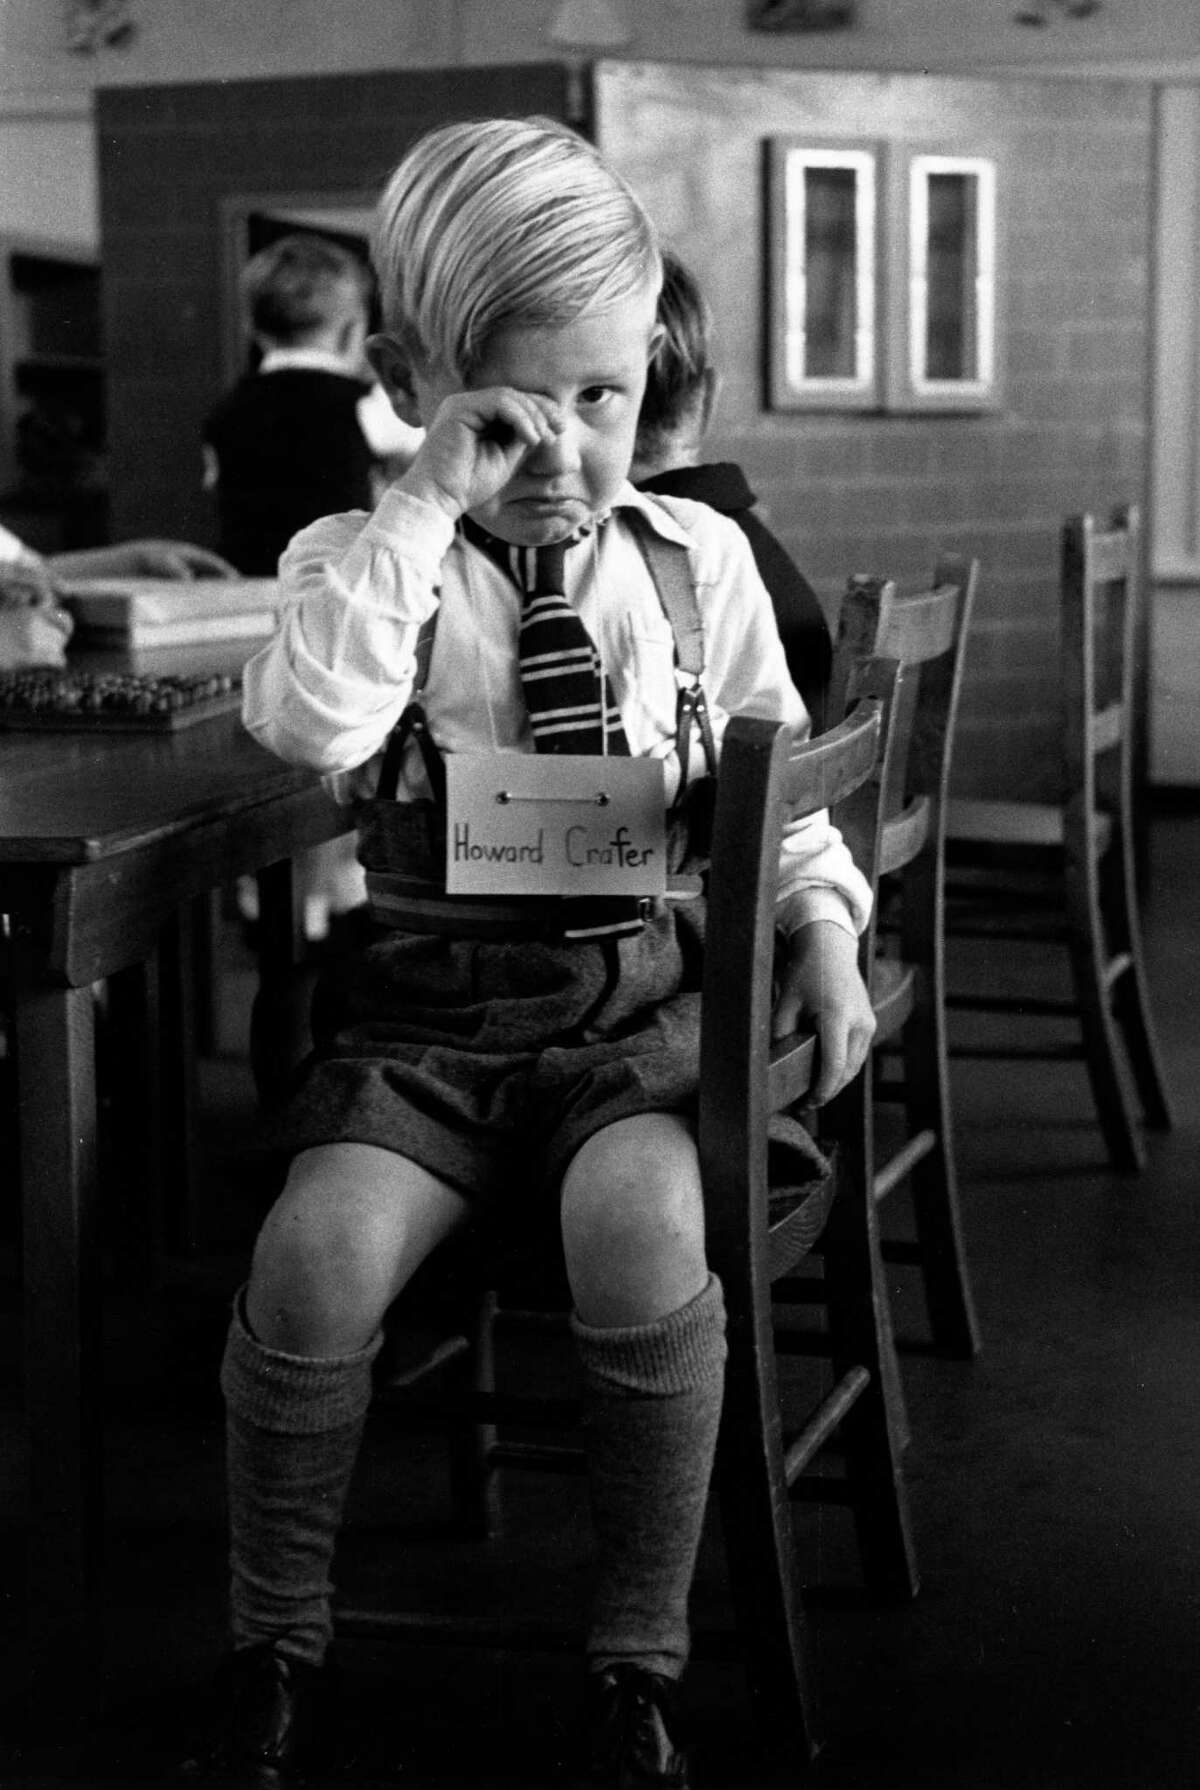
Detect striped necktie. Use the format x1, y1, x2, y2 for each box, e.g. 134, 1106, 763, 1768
459, 524, 646, 941
518, 540, 629, 756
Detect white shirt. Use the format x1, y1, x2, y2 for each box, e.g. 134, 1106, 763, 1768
243, 483, 871, 937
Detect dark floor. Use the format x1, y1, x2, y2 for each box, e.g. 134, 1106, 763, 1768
3, 809, 1200, 1788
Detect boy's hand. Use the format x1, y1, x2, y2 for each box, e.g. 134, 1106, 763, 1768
771, 919, 876, 1105
399, 387, 564, 523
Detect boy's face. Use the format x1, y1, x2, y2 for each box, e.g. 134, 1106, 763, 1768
416, 284, 660, 547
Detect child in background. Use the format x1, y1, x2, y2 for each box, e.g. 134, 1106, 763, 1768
191, 115, 874, 1790
204, 232, 422, 940
632, 249, 833, 730
203, 231, 422, 577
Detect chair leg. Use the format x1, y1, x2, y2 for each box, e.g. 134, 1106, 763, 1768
444, 1287, 502, 1540
820, 1084, 920, 1602
1105, 843, 1174, 1132
899, 969, 981, 1358
1064, 870, 1145, 1173
1112, 955, 1174, 1130
715, 1301, 823, 1764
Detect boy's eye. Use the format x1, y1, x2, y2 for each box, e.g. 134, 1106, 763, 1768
579, 384, 617, 408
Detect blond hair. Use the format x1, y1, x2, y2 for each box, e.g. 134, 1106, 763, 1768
372, 116, 661, 379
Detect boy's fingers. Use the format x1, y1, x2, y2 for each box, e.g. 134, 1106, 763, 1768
471, 387, 564, 450
811, 1018, 848, 1105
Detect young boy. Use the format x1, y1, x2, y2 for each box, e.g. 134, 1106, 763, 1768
203, 115, 875, 1790
632, 249, 833, 730
204, 231, 420, 940
202, 231, 421, 577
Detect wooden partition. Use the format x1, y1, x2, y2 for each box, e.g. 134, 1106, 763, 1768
96, 63, 575, 551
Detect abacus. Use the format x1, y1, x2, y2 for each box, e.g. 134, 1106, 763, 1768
0, 668, 242, 731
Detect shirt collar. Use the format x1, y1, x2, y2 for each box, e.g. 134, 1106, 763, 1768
610, 481, 696, 550
258, 347, 361, 377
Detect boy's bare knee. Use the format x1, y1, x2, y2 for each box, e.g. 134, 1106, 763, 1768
561, 1116, 707, 1324
247, 1142, 468, 1353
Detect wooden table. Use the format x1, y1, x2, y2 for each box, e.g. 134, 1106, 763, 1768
0, 655, 346, 1701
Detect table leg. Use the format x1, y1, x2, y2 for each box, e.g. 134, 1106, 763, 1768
250, 858, 316, 1109
12, 959, 103, 1710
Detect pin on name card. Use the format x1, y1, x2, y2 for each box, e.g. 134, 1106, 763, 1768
445, 754, 667, 896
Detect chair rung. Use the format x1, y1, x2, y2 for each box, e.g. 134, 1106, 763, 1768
873, 1129, 936, 1202
487, 1440, 586, 1473
783, 1366, 871, 1482
945, 915, 1066, 940
493, 1306, 571, 1330
946, 993, 1077, 1016
950, 1042, 1086, 1060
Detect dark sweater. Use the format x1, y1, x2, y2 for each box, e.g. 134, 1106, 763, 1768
204, 368, 376, 576
635, 462, 832, 731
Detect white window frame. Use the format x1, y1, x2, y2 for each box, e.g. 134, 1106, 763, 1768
766, 139, 880, 411
902, 153, 998, 409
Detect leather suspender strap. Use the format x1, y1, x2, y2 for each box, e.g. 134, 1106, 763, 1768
629, 510, 718, 802
373, 611, 441, 802
630, 516, 705, 679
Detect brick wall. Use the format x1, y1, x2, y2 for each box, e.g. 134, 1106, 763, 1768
598, 62, 1153, 799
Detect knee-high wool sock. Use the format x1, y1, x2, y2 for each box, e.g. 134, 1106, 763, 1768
220, 1296, 382, 1667
571, 1273, 727, 1681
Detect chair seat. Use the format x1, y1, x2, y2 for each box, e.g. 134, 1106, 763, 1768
947, 796, 1061, 847
946, 796, 1112, 857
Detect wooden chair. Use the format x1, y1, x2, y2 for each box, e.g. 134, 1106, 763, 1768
943, 507, 1173, 1172
828, 559, 981, 1360
336, 694, 920, 1766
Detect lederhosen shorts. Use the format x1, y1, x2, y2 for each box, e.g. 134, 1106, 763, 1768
255, 785, 714, 1210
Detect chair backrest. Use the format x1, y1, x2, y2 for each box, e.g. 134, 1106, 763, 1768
1062, 506, 1139, 837
830, 557, 978, 875
698, 692, 895, 1271
825, 559, 976, 1000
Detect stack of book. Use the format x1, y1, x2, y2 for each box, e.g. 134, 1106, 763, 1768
59, 577, 282, 650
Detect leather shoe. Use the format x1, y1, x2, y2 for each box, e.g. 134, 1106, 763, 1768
174, 1644, 334, 1787
576, 1664, 691, 1788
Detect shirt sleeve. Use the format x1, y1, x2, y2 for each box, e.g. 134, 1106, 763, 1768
241, 488, 455, 776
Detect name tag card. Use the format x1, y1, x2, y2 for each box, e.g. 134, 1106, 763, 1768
445, 754, 667, 897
